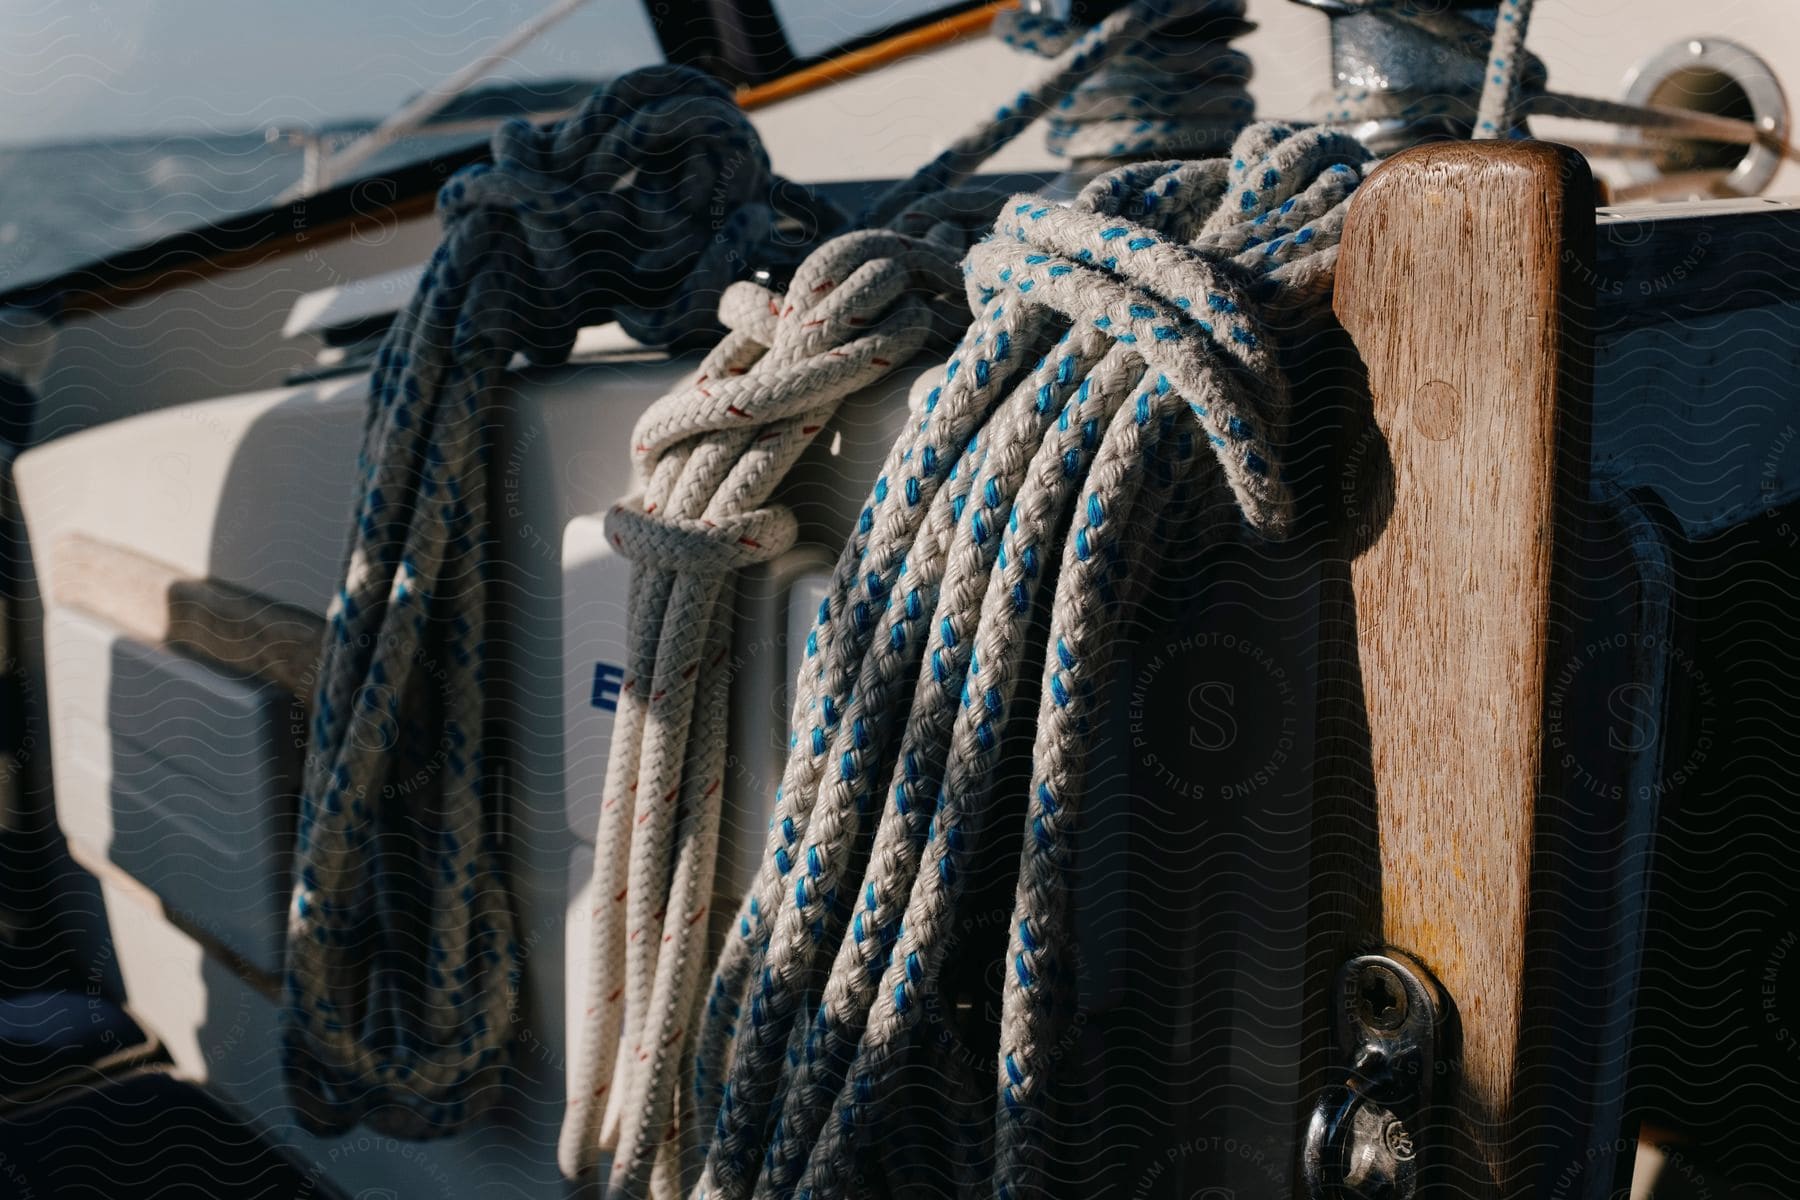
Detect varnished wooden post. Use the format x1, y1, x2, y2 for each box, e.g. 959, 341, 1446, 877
1329, 142, 1596, 1195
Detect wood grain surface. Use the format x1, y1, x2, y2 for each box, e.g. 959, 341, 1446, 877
1331, 140, 1595, 1195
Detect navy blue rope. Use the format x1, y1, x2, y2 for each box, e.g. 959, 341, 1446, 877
282, 64, 843, 1139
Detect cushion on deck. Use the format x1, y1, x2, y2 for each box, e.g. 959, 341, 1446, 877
0, 1070, 318, 1198
49, 534, 324, 700
0, 990, 149, 1097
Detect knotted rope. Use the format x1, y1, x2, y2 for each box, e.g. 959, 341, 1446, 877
984, 133, 1364, 1197
688, 121, 1367, 1200
283, 64, 840, 1138
995, 0, 1254, 166
557, 203, 986, 1199
558, 5, 1262, 1195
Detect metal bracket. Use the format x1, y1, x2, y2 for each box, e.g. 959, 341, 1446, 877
1302, 950, 1446, 1199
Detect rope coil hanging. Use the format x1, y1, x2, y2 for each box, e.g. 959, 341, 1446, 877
556, 3, 1261, 1195
559, 209, 986, 1199
283, 64, 841, 1138
690, 120, 1368, 1200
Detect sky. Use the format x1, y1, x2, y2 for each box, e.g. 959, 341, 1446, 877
0, 0, 954, 147
0, 0, 666, 146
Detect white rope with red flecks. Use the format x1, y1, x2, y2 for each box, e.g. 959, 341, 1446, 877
555, 217, 972, 1198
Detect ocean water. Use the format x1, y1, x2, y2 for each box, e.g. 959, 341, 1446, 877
0, 131, 331, 293
0, 80, 612, 297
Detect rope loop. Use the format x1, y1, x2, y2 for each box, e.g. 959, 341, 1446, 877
559, 210, 988, 1196
440, 64, 843, 358
628, 231, 966, 470
662, 120, 1367, 1200
604, 505, 799, 575
285, 63, 845, 1143
994, 0, 1254, 164
966, 122, 1370, 536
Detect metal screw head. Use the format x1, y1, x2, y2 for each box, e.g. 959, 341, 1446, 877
1354, 961, 1409, 1032
1310, 950, 1445, 1200
1335, 951, 1444, 1090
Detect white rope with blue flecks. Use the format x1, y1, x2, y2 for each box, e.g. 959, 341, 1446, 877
1474, 0, 1536, 138
556, 4, 1261, 1197
283, 64, 841, 1140
684, 122, 1368, 1200
986, 131, 1366, 1198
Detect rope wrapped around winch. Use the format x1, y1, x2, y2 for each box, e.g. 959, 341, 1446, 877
1320, 0, 1755, 152
1317, 0, 1548, 135
690, 121, 1368, 1200
863, 0, 1251, 226
283, 64, 841, 1138
994, 0, 1254, 164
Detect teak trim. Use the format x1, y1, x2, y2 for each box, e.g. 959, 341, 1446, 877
1329, 141, 1597, 1196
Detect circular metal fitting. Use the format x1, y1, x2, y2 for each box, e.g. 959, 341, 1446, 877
1303, 951, 1446, 1199
1619, 37, 1790, 197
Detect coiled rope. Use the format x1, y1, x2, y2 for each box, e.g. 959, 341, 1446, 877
687, 120, 1367, 1200
994, 0, 1253, 166
560, 205, 986, 1199
284, 65, 841, 1138
556, 4, 1259, 1196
